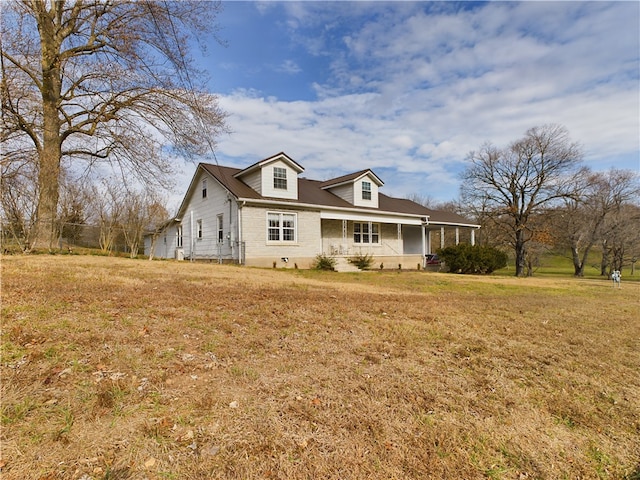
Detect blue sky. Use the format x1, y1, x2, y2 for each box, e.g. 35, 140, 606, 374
174, 1, 639, 208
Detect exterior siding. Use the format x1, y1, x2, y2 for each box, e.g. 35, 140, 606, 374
327, 183, 354, 204
144, 224, 179, 259
240, 205, 321, 268
353, 175, 379, 208
242, 170, 262, 195
180, 170, 239, 261
261, 160, 299, 200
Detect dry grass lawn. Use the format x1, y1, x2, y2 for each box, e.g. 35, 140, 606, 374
1, 255, 639, 479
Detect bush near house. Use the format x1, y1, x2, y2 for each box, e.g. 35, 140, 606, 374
438, 244, 507, 274
348, 252, 375, 270
312, 253, 336, 270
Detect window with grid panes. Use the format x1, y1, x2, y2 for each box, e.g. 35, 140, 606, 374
273, 167, 287, 190
353, 222, 379, 244
267, 212, 296, 242
362, 181, 371, 200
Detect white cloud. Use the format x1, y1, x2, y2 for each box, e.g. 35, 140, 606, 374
276, 59, 301, 74
209, 1, 639, 202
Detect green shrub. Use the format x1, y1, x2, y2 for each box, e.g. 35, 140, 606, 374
437, 244, 507, 274
312, 253, 336, 271
348, 252, 374, 270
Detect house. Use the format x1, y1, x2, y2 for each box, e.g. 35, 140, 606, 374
145, 152, 480, 269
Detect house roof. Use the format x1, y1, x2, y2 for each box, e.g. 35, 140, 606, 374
234, 152, 304, 179
197, 162, 477, 228
319, 169, 384, 189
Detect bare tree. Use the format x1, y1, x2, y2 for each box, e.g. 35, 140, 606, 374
58, 174, 92, 249
1, 0, 227, 250
600, 203, 640, 275
120, 188, 168, 258
553, 168, 639, 276
146, 200, 170, 261
0, 152, 39, 251
406, 193, 438, 209
461, 125, 582, 276
88, 179, 124, 254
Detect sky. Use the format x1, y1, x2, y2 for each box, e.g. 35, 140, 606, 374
173, 0, 639, 209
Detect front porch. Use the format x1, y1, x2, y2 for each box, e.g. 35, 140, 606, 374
320, 218, 478, 269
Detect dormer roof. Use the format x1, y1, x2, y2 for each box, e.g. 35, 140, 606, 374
234, 151, 304, 179
320, 169, 384, 189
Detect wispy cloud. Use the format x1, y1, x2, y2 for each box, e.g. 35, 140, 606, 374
276, 59, 302, 74
208, 1, 639, 202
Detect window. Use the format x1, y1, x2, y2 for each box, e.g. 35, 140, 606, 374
177, 225, 183, 247
362, 181, 372, 200
273, 167, 287, 190
197, 219, 203, 239
217, 214, 224, 243
353, 222, 379, 244
267, 212, 296, 242
202, 179, 207, 198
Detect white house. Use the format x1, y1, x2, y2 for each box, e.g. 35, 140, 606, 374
145, 152, 480, 268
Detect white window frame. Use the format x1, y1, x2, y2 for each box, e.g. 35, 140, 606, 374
273, 167, 287, 190
353, 221, 380, 244
177, 225, 183, 247
362, 181, 372, 200
217, 214, 224, 243
267, 212, 297, 243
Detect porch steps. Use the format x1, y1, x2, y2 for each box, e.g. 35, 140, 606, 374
333, 257, 362, 273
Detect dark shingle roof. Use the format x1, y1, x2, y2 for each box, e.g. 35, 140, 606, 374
200, 162, 477, 227
319, 169, 383, 188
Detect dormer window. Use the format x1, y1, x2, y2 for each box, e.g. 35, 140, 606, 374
362, 181, 371, 200
273, 167, 287, 190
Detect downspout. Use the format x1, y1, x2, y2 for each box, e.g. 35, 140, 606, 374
421, 217, 428, 267
237, 201, 245, 265
228, 195, 234, 259
190, 210, 194, 262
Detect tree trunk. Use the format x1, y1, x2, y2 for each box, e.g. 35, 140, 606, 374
571, 246, 584, 276
33, 121, 62, 251
600, 240, 610, 276
32, 3, 63, 251
514, 229, 526, 277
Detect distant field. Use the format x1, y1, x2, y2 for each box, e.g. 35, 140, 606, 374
1, 255, 639, 479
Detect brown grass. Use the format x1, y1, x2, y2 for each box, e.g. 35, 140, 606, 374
1, 255, 639, 479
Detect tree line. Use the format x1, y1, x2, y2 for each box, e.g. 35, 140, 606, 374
418, 125, 639, 277
1, 0, 226, 251
1, 167, 168, 258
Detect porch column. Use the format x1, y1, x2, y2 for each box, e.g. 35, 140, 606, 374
421, 225, 426, 258
440, 226, 445, 249
471, 229, 475, 246
455, 227, 460, 245
427, 229, 432, 254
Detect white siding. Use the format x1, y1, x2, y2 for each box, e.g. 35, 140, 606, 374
145, 224, 179, 259
243, 170, 262, 195
261, 160, 299, 200
180, 170, 239, 261
353, 175, 379, 208
327, 183, 354, 204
